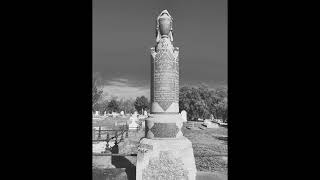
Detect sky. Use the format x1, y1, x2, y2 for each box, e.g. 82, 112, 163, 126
93, 0, 227, 99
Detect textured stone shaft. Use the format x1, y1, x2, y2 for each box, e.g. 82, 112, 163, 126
151, 38, 179, 113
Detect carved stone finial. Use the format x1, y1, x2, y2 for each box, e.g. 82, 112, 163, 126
156, 10, 173, 42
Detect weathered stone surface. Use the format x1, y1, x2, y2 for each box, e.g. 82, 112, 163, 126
138, 143, 153, 152
136, 137, 197, 180
155, 10, 173, 42
151, 10, 179, 114
92, 168, 128, 180
152, 38, 179, 112
145, 114, 184, 139
150, 123, 179, 138
196, 171, 227, 180
142, 151, 188, 180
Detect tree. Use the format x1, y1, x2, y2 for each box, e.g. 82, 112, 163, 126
99, 99, 109, 113
92, 102, 100, 113
134, 96, 149, 114
198, 84, 219, 118
118, 98, 125, 112
215, 97, 228, 122
179, 86, 209, 121
179, 84, 228, 121
117, 98, 135, 114
214, 87, 228, 121
92, 75, 103, 109
107, 98, 120, 113
123, 98, 136, 114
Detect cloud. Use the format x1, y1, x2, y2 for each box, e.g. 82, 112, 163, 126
100, 78, 150, 100
98, 78, 227, 101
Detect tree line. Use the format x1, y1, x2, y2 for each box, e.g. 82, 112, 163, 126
93, 77, 227, 122
179, 84, 227, 122
93, 75, 149, 114
93, 96, 149, 115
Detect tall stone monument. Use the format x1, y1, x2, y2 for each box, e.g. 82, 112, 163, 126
136, 10, 196, 180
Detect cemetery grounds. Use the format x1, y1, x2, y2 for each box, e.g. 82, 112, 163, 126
92, 118, 228, 176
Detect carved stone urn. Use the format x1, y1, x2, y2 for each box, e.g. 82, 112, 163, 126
159, 17, 171, 36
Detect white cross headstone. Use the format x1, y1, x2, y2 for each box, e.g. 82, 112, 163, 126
144, 110, 148, 116
129, 113, 139, 129
181, 110, 187, 122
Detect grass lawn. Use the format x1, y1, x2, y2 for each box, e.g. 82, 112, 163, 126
182, 122, 228, 175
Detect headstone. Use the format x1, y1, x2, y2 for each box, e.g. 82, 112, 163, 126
181, 110, 187, 122
136, 10, 196, 180
204, 119, 211, 124
92, 141, 108, 153
216, 119, 222, 124
92, 141, 115, 168
120, 111, 124, 116
204, 121, 219, 128
129, 113, 139, 129
93, 111, 103, 121
104, 111, 107, 116
141, 119, 146, 129
112, 112, 119, 117
144, 110, 148, 116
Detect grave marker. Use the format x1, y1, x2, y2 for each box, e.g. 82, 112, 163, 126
181, 110, 187, 122
136, 10, 196, 180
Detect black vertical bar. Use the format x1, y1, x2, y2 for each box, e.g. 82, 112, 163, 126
120, 132, 124, 142
92, 128, 96, 140
126, 122, 129, 137
115, 131, 118, 140
98, 126, 101, 140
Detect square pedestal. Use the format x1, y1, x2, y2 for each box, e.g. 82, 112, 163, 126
136, 137, 197, 180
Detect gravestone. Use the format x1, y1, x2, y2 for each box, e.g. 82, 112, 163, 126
120, 111, 124, 116
136, 10, 196, 180
144, 110, 148, 116
95, 111, 99, 116
129, 113, 139, 130
204, 119, 211, 124
204, 120, 219, 128
216, 119, 222, 124
181, 110, 187, 122
112, 112, 120, 117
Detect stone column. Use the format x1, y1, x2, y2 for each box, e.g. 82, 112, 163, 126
136, 10, 196, 180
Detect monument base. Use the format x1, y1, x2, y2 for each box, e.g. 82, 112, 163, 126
136, 137, 197, 180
